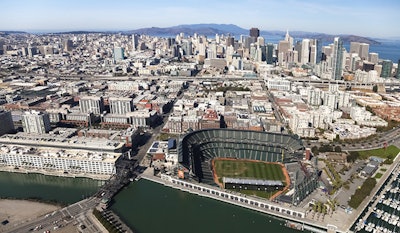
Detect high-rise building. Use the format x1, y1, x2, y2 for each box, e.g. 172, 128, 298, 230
109, 97, 133, 115
397, 59, 400, 79
27, 47, 37, 57
350, 42, 360, 54
257, 37, 265, 46
359, 43, 369, 60
113, 47, 124, 61
284, 30, 294, 48
0, 110, 15, 136
314, 39, 322, 64
266, 43, 274, 64
278, 40, 290, 64
226, 36, 235, 47
301, 39, 310, 64
21, 111, 51, 134
79, 96, 105, 114
43, 45, 54, 55
63, 39, 73, 52
381, 60, 393, 78
249, 28, 260, 38
132, 34, 139, 52
310, 45, 317, 64
181, 40, 192, 55
362, 62, 375, 72
368, 53, 379, 64
332, 37, 344, 80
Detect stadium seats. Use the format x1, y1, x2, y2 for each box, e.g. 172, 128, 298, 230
178, 129, 304, 184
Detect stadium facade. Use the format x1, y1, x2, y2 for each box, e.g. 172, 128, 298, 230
178, 129, 319, 205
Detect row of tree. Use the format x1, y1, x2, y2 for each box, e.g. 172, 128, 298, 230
348, 178, 376, 209
311, 145, 342, 156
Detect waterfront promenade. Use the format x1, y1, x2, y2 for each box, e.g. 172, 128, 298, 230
139, 168, 341, 233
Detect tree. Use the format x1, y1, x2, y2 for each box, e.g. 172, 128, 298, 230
372, 85, 378, 93
311, 146, 319, 155
347, 151, 359, 163
334, 146, 342, 153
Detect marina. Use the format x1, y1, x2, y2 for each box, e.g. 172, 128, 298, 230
354, 164, 400, 233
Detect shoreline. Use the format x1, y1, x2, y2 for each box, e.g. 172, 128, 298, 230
0, 199, 61, 232
0, 196, 67, 207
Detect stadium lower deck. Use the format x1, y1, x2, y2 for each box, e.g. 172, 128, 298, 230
178, 129, 319, 206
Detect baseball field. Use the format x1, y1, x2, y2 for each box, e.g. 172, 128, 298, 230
212, 158, 290, 200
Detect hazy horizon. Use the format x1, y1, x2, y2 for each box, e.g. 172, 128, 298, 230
1, 0, 400, 38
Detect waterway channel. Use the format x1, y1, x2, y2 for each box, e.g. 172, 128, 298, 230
111, 179, 306, 233
0, 171, 102, 204
0, 172, 307, 233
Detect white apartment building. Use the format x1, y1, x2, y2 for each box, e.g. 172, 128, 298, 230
307, 88, 322, 106
350, 106, 388, 127
0, 145, 120, 176
267, 78, 291, 91
289, 111, 315, 138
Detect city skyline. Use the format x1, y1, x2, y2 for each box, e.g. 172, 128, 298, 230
1, 0, 400, 38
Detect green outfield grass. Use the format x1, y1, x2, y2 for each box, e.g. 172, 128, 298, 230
213, 159, 285, 181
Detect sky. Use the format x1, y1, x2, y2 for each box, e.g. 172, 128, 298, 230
1, 0, 399, 38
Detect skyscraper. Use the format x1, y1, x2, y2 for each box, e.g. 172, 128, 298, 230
113, 47, 124, 61
132, 34, 139, 52
249, 28, 260, 38
368, 53, 379, 64
181, 40, 192, 55
226, 36, 235, 47
397, 59, 400, 79
284, 30, 293, 48
350, 42, 360, 54
315, 39, 322, 64
266, 43, 274, 64
332, 37, 344, 80
63, 39, 73, 52
301, 39, 310, 64
359, 43, 369, 60
381, 60, 393, 78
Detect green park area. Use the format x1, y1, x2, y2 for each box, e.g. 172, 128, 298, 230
347, 145, 400, 163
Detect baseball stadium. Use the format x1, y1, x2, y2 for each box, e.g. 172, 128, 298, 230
178, 129, 319, 205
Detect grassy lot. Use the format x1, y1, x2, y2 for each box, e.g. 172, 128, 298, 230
213, 159, 285, 181
357, 145, 400, 160
374, 173, 383, 179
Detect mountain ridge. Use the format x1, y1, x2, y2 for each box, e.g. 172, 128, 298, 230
1, 24, 381, 44
127, 23, 380, 44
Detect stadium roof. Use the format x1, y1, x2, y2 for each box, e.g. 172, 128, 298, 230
223, 177, 283, 186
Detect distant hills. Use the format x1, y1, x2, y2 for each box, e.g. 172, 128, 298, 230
127, 23, 380, 45
0, 24, 380, 44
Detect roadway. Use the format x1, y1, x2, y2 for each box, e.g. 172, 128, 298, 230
6, 197, 100, 233
304, 126, 400, 152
